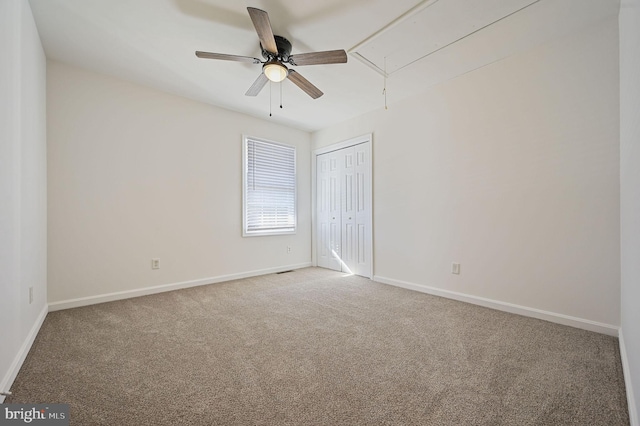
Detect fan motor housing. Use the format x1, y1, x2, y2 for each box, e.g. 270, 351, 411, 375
261, 35, 292, 61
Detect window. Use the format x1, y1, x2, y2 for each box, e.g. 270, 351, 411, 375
243, 136, 296, 236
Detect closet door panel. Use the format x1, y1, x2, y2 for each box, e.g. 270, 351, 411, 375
316, 153, 341, 271
341, 148, 357, 274
352, 143, 371, 277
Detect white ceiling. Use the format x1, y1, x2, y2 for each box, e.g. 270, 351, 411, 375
28, 0, 619, 132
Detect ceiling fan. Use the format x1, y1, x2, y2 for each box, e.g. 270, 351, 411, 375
195, 7, 347, 99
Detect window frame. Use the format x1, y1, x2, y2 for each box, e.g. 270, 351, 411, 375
242, 135, 297, 237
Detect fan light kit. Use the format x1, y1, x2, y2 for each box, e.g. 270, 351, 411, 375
195, 7, 347, 100
263, 61, 288, 82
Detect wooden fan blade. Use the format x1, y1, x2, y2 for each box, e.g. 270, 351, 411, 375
287, 70, 323, 99
247, 7, 278, 54
245, 73, 269, 96
195, 51, 261, 63
289, 50, 347, 66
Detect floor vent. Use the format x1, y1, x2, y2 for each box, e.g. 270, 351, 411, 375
276, 270, 294, 274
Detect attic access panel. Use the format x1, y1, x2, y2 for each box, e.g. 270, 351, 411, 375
351, 0, 540, 76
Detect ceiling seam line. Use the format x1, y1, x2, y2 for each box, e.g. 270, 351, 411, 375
390, 0, 543, 75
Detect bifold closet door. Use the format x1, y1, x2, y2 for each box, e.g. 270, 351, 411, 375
316, 142, 371, 277
341, 143, 370, 277
316, 151, 342, 271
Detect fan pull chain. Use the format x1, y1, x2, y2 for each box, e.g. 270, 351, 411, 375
269, 81, 272, 117
383, 57, 388, 110
280, 82, 283, 109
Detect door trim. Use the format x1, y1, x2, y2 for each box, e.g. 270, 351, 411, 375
312, 134, 373, 278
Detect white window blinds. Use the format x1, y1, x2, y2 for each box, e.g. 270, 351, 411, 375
243, 137, 296, 236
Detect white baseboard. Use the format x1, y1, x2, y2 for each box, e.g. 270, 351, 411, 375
0, 304, 48, 403
48, 263, 313, 312
620, 329, 639, 426
373, 275, 619, 336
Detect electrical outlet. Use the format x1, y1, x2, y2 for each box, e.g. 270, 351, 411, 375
151, 258, 160, 270
29, 287, 33, 304
287, 246, 291, 254
451, 263, 461, 275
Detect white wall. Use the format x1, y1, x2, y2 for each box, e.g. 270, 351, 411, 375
0, 0, 48, 400
313, 17, 620, 330
47, 61, 312, 306
620, 0, 640, 423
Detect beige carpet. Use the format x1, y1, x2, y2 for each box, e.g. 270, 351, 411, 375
8, 268, 629, 425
